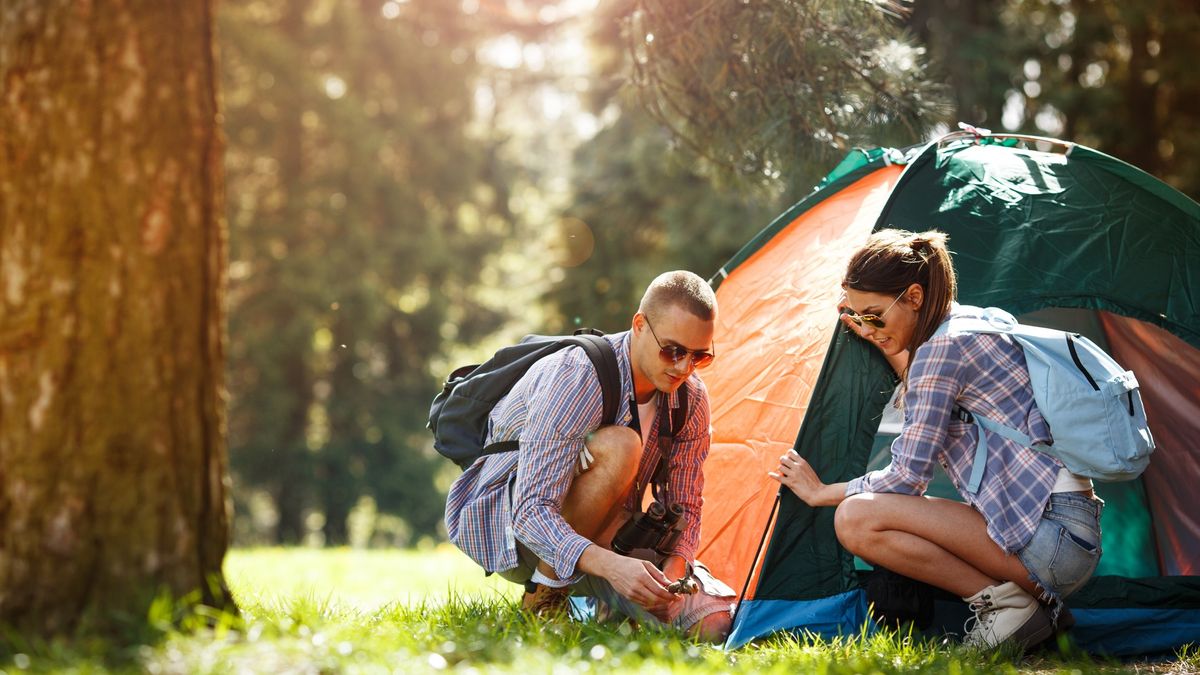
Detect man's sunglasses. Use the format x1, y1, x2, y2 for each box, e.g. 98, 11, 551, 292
843, 291, 906, 329
644, 317, 715, 369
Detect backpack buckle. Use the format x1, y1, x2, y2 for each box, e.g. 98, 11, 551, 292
952, 406, 974, 423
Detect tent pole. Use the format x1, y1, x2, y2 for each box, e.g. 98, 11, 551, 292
730, 489, 782, 624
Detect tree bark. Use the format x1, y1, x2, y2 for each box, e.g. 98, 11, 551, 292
0, 0, 231, 634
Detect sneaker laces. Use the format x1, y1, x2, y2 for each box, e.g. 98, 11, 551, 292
962, 596, 996, 644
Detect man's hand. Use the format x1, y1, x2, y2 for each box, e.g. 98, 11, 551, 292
662, 555, 698, 596
661, 554, 688, 584
603, 554, 677, 616
649, 554, 692, 622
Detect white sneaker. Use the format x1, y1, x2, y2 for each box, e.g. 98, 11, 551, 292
961, 581, 1053, 650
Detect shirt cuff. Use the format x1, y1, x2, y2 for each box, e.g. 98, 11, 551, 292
542, 531, 591, 583
845, 476, 866, 496
671, 529, 698, 562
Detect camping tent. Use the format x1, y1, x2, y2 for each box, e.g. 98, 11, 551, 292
694, 130, 1200, 655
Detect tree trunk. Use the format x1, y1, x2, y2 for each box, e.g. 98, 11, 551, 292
1117, 12, 1161, 177
0, 0, 231, 635
909, 0, 1009, 129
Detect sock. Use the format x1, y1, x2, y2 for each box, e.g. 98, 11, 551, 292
530, 569, 572, 589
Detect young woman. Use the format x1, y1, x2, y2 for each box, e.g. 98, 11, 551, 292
769, 229, 1103, 650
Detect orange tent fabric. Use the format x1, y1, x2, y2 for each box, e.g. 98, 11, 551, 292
695, 165, 904, 594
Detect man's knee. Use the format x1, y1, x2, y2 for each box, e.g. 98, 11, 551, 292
584, 425, 642, 475
834, 494, 879, 554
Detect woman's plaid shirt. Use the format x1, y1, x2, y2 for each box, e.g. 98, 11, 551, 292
846, 308, 1061, 554
445, 331, 711, 582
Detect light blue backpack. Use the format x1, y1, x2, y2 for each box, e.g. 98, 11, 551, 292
936, 306, 1155, 493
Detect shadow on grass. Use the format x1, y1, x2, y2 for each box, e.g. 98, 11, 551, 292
0, 582, 241, 673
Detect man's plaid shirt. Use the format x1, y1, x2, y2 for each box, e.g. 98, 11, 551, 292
445, 331, 711, 581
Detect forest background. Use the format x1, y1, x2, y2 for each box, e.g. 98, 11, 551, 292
218, 0, 1198, 550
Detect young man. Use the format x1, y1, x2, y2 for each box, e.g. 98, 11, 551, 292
445, 271, 734, 641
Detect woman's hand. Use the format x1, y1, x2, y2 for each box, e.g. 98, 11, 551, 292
768, 449, 846, 507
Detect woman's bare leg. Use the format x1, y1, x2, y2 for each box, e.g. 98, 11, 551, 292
834, 492, 1036, 597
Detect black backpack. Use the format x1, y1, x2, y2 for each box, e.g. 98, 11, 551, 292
428, 329, 691, 471
429, 330, 622, 470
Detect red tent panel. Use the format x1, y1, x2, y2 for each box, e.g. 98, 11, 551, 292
1101, 313, 1200, 575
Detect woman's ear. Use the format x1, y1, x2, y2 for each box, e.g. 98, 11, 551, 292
906, 283, 924, 311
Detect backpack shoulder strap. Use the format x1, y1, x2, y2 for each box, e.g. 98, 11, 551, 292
953, 405, 1040, 494
671, 381, 690, 436
936, 306, 1018, 339
478, 332, 619, 460
645, 378, 694, 505
566, 333, 621, 427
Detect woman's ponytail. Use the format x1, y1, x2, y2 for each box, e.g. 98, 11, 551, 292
843, 228, 957, 377
907, 233, 956, 364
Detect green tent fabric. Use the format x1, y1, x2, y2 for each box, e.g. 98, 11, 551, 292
880, 141, 1200, 345
719, 131, 1200, 654
753, 331, 896, 601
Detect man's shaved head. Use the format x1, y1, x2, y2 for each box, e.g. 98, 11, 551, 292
638, 271, 717, 322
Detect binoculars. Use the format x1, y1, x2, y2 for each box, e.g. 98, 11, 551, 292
611, 501, 687, 556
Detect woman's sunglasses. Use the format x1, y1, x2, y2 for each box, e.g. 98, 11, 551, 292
843, 291, 906, 329
644, 318, 715, 369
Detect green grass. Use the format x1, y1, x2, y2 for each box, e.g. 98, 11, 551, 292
223, 545, 521, 610
1, 547, 1195, 673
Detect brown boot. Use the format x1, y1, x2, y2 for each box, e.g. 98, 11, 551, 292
521, 582, 573, 618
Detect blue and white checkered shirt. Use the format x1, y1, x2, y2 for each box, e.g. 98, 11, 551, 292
846, 306, 1060, 553
445, 331, 711, 580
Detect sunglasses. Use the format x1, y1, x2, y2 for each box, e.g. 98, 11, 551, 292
843, 291, 906, 329
643, 317, 715, 369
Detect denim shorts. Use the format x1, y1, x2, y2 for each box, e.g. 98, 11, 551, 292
1016, 491, 1104, 603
